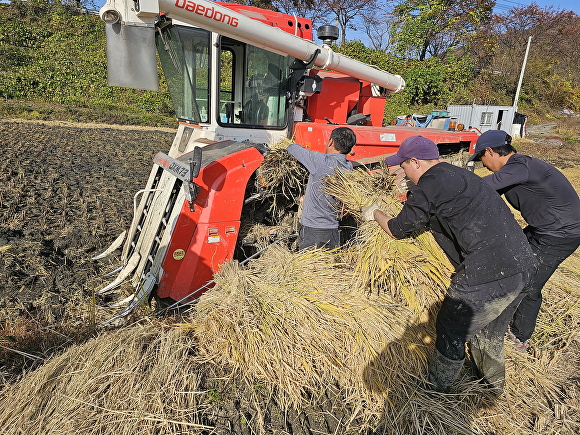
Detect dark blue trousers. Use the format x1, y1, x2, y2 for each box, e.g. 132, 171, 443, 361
434, 268, 533, 390
298, 225, 340, 250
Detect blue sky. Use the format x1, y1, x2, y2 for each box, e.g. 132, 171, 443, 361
495, 0, 580, 14
85, 1, 579, 46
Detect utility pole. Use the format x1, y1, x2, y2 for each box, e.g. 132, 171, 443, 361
513, 36, 532, 111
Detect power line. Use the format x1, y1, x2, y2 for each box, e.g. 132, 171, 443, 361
495, 1, 528, 12
499, 0, 528, 5
495, 1, 579, 14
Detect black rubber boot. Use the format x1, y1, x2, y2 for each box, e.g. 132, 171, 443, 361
469, 332, 506, 395
427, 349, 465, 393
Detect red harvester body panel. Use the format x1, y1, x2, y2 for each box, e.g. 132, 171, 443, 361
156, 145, 264, 301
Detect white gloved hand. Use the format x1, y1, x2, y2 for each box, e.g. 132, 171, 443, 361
361, 202, 380, 222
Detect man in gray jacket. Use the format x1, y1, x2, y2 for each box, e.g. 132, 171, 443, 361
288, 127, 356, 250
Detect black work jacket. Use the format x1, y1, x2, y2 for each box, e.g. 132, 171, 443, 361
388, 162, 537, 286
483, 154, 580, 238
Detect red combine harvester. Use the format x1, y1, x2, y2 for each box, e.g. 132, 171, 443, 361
95, 0, 479, 323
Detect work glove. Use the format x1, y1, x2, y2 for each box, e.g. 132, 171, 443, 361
361, 202, 380, 222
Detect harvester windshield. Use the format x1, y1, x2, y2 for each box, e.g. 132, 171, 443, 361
155, 21, 288, 127
155, 24, 210, 124
220, 37, 288, 128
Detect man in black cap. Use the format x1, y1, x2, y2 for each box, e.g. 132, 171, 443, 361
362, 135, 536, 394
469, 130, 580, 352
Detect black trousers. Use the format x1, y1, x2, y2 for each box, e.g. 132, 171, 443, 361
298, 225, 340, 250
434, 268, 532, 389
511, 231, 580, 342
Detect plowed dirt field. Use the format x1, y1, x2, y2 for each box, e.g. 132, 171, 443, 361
0, 119, 175, 328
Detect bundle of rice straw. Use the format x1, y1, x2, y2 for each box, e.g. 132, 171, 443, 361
187, 246, 417, 406
252, 146, 307, 223
324, 164, 453, 311
255, 139, 307, 205
0, 322, 212, 435
238, 222, 296, 251
323, 162, 397, 218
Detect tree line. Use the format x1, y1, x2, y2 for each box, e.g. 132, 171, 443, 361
265, 0, 580, 118
1, 0, 579, 126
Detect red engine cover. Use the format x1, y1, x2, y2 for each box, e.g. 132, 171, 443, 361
305, 70, 387, 127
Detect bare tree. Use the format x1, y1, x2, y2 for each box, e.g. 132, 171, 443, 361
479, 4, 580, 109
272, 0, 332, 28
360, 1, 397, 50
320, 0, 378, 45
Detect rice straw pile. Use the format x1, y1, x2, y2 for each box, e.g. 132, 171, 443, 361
0, 247, 579, 434
184, 245, 492, 433
324, 165, 453, 311
0, 322, 212, 434
187, 247, 422, 403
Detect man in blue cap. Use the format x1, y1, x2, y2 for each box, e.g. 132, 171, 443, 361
362, 135, 537, 394
470, 130, 580, 352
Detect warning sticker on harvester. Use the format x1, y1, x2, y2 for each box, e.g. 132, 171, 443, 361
380, 133, 396, 142
207, 236, 221, 243
173, 249, 185, 260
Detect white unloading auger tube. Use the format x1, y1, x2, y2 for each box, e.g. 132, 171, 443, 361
99, 0, 405, 93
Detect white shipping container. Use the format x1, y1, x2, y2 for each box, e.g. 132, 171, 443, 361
447, 104, 526, 137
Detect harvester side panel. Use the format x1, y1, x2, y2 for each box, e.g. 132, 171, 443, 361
156, 145, 265, 301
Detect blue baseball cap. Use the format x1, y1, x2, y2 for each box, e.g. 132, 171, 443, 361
385, 136, 439, 166
469, 130, 511, 161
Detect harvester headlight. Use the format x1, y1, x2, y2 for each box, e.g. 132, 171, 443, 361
102, 9, 121, 25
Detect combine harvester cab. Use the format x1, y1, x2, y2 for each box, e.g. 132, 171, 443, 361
95, 0, 480, 323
